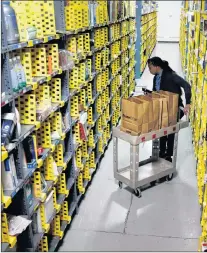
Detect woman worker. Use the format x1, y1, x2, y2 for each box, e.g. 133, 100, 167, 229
147, 56, 191, 162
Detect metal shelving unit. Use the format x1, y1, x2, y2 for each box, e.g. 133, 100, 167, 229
179, 1, 207, 251
1, 0, 139, 252
135, 0, 157, 79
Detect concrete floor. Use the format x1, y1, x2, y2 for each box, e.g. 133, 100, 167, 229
59, 43, 201, 251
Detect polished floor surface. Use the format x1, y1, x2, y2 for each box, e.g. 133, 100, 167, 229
58, 43, 201, 251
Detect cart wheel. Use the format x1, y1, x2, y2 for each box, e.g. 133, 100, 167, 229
134, 188, 142, 198
118, 181, 123, 189
166, 173, 173, 181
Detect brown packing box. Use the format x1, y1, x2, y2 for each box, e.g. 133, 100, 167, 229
121, 119, 142, 134
129, 97, 149, 134
120, 126, 139, 136
121, 98, 148, 134
159, 90, 179, 126
147, 93, 169, 128
133, 95, 160, 131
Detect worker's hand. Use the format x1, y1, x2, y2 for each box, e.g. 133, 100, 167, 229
183, 104, 190, 115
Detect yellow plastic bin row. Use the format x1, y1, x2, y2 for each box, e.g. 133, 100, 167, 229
196, 139, 207, 205
65, 2, 89, 31
95, 1, 108, 25
16, 83, 66, 128
94, 27, 109, 49
38, 201, 71, 251
97, 68, 109, 91
66, 33, 91, 60
11, 0, 56, 41
11, 44, 59, 84
32, 154, 70, 201
111, 41, 121, 59
110, 23, 121, 41
121, 20, 130, 36
1, 213, 17, 248
121, 50, 129, 66
129, 19, 136, 32
121, 35, 129, 51
69, 59, 92, 90
95, 48, 110, 71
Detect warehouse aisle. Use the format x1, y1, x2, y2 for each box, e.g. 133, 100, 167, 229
58, 43, 201, 251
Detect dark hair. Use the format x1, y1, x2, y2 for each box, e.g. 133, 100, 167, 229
147, 57, 174, 72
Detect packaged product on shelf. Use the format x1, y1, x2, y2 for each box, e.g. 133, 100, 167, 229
2, 2, 20, 45
79, 112, 88, 141
1, 113, 17, 146
25, 27, 37, 41
63, 112, 70, 130
59, 50, 74, 71
7, 215, 32, 236
13, 56, 26, 89
32, 210, 42, 234
2, 154, 18, 191
51, 131, 61, 141
44, 190, 55, 223
9, 58, 19, 92
25, 179, 34, 208
52, 160, 59, 176
93, 2, 98, 25
14, 107, 21, 137
89, 1, 95, 27
36, 98, 52, 121
22, 135, 38, 169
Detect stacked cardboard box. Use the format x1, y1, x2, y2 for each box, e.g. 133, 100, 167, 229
121, 90, 179, 135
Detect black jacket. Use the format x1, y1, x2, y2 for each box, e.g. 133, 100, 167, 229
153, 71, 191, 107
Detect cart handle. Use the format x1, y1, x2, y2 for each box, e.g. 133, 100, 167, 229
179, 106, 189, 122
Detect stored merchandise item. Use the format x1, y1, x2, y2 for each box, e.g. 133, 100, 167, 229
8, 215, 32, 236
25, 179, 34, 208
2, 1, 20, 45
44, 191, 55, 223
9, 58, 19, 92
2, 154, 18, 191
15, 107, 21, 137
1, 113, 17, 146
25, 27, 37, 41
13, 56, 26, 89
59, 50, 75, 71
22, 135, 38, 169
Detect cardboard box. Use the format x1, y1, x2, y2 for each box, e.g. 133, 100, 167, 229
121, 98, 149, 135
159, 90, 179, 126
120, 126, 139, 136
132, 95, 160, 131
147, 93, 169, 128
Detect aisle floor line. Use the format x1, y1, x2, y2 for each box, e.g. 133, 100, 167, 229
68, 227, 199, 240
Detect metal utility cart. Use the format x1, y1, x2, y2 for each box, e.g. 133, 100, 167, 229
113, 119, 189, 197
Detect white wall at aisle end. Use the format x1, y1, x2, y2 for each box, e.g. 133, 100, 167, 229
157, 1, 182, 42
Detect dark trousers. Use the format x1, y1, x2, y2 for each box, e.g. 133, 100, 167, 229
160, 109, 184, 157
